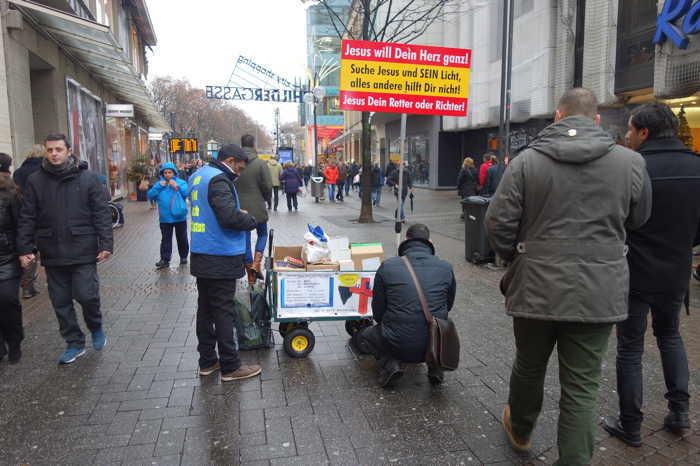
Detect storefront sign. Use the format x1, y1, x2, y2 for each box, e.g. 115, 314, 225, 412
339, 39, 471, 116
653, 0, 700, 50
205, 86, 304, 103
148, 133, 163, 141
169, 138, 198, 153
106, 104, 134, 118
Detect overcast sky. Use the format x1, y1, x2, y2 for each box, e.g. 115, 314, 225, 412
146, 0, 309, 135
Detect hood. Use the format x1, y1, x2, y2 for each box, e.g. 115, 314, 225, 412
0, 173, 16, 192
242, 147, 258, 161
160, 162, 178, 177
529, 115, 615, 164
268, 159, 280, 167
20, 157, 42, 168
398, 238, 435, 257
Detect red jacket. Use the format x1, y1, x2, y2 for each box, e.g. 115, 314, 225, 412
479, 160, 492, 187
324, 166, 339, 185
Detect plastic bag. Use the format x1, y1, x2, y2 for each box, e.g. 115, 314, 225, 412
235, 283, 273, 351
303, 224, 330, 263
170, 191, 188, 218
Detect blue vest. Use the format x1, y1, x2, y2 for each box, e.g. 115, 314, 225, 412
189, 165, 246, 256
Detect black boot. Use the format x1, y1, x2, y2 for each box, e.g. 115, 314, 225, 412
601, 416, 641, 447
378, 358, 403, 388
8, 345, 21, 364
664, 411, 690, 432
427, 364, 444, 385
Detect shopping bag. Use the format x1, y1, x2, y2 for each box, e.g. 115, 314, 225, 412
298, 187, 306, 197
138, 178, 149, 191
235, 283, 273, 351
169, 191, 188, 218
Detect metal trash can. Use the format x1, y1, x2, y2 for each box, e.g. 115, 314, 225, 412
461, 196, 493, 263
310, 176, 324, 200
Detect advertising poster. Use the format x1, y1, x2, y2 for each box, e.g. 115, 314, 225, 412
276, 271, 376, 319
339, 39, 471, 116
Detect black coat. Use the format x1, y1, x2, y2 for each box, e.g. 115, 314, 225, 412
483, 163, 505, 197
457, 167, 478, 198
628, 138, 700, 294
12, 157, 42, 192
190, 160, 258, 280
387, 167, 413, 200
279, 167, 303, 194
372, 239, 456, 363
0, 176, 21, 280
17, 160, 113, 267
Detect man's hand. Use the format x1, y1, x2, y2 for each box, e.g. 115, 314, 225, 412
96, 251, 112, 262
240, 209, 248, 214
168, 179, 178, 188
159, 180, 166, 187
20, 254, 35, 268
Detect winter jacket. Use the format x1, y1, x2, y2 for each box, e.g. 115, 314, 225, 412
457, 167, 478, 198
279, 166, 303, 194
234, 147, 272, 224
147, 162, 189, 224
387, 167, 413, 200
483, 163, 506, 197
12, 157, 42, 192
627, 138, 700, 294
372, 238, 456, 363
479, 160, 492, 187
323, 165, 339, 185
371, 166, 384, 188
267, 160, 283, 187
0, 175, 21, 281
337, 165, 348, 183
485, 115, 652, 323
190, 159, 258, 279
17, 158, 113, 267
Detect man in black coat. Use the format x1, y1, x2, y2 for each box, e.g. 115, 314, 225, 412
603, 102, 700, 446
483, 158, 506, 197
355, 224, 456, 387
17, 134, 113, 365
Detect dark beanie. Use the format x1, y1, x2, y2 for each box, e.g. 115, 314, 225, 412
218, 144, 248, 163
0, 153, 11, 173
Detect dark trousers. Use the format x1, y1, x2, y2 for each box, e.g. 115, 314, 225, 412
356, 325, 400, 367
0, 277, 23, 351
195, 278, 241, 373
336, 182, 345, 201
268, 186, 280, 210
160, 221, 189, 262
286, 192, 298, 211
46, 264, 102, 349
616, 292, 689, 430
509, 318, 612, 466
344, 180, 351, 196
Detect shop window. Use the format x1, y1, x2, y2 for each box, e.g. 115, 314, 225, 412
390, 135, 431, 186
615, 0, 657, 93
66, 79, 107, 178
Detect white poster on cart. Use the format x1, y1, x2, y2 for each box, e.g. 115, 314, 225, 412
276, 271, 376, 319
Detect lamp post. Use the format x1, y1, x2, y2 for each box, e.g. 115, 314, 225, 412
304, 84, 325, 174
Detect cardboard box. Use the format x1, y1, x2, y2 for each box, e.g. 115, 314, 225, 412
338, 260, 355, 271
351, 243, 384, 271
306, 262, 340, 272
329, 237, 351, 262
273, 246, 305, 272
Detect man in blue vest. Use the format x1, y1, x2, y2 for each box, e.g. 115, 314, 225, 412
189, 144, 260, 382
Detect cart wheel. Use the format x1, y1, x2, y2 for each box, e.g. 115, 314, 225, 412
345, 319, 372, 336
284, 328, 315, 358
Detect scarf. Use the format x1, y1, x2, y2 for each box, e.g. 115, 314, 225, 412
42, 156, 78, 178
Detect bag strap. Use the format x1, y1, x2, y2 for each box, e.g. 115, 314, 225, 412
401, 256, 432, 324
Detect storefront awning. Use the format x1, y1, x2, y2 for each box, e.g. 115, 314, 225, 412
9, 0, 170, 131
328, 129, 360, 146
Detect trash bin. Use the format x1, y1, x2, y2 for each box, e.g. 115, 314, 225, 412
310, 176, 324, 200
461, 196, 493, 263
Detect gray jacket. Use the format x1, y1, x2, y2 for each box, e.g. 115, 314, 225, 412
234, 147, 272, 224
485, 116, 652, 323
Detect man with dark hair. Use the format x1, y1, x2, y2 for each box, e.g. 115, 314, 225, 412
189, 144, 261, 382
485, 88, 652, 464
17, 133, 113, 365
354, 223, 456, 387
602, 102, 700, 446
236, 135, 272, 283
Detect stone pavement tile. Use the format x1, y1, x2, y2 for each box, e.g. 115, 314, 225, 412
124, 454, 182, 466
154, 427, 186, 457
240, 408, 266, 434
239, 442, 297, 462
168, 386, 194, 407
74, 432, 132, 450
119, 397, 169, 411
138, 406, 188, 420
107, 411, 141, 435
270, 452, 330, 466
130, 419, 163, 445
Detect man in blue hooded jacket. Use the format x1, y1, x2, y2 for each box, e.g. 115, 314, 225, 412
148, 162, 189, 269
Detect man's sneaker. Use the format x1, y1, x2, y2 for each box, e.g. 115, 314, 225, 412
180, 258, 188, 266
155, 260, 169, 269
502, 405, 532, 452
601, 416, 641, 447
58, 347, 86, 365
199, 362, 220, 376
92, 329, 107, 351
22, 288, 40, 299
664, 411, 690, 432
221, 364, 262, 382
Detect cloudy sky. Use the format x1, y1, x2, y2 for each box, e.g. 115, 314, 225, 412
146, 0, 309, 134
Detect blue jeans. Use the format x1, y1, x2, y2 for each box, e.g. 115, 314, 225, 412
327, 184, 336, 201
344, 181, 351, 196
245, 222, 268, 264
373, 186, 382, 205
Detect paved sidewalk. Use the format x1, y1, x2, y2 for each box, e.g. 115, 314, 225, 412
1, 188, 699, 465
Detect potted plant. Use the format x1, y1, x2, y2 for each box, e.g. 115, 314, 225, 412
127, 156, 149, 201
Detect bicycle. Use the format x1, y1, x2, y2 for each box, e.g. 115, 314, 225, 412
108, 201, 124, 229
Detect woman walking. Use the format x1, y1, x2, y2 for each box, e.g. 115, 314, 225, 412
279, 162, 303, 212
457, 157, 478, 219
147, 162, 190, 269
0, 153, 23, 364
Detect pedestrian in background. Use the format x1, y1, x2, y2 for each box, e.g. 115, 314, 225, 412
457, 157, 478, 199
147, 162, 190, 270
479, 153, 494, 191
0, 153, 23, 364
303, 164, 312, 187
145, 159, 159, 209
603, 102, 700, 446
188, 144, 261, 382
323, 160, 339, 202
336, 162, 346, 202
266, 156, 282, 211
17, 134, 113, 365
279, 161, 303, 212
483, 157, 506, 197
485, 88, 652, 465
235, 134, 272, 284
387, 162, 413, 221
372, 163, 384, 206
344, 162, 352, 197
13, 144, 43, 299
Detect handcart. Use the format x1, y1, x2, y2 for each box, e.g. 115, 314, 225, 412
265, 229, 374, 358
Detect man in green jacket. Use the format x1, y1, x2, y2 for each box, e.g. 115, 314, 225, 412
485, 88, 652, 465
235, 135, 272, 283
266, 156, 283, 211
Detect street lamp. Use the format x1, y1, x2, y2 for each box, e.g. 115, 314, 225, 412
304, 85, 325, 174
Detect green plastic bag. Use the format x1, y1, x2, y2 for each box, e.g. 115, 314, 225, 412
235, 283, 273, 351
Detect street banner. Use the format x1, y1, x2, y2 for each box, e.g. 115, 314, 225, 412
339, 39, 471, 116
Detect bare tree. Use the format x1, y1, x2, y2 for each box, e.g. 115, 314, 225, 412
316, 0, 461, 223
